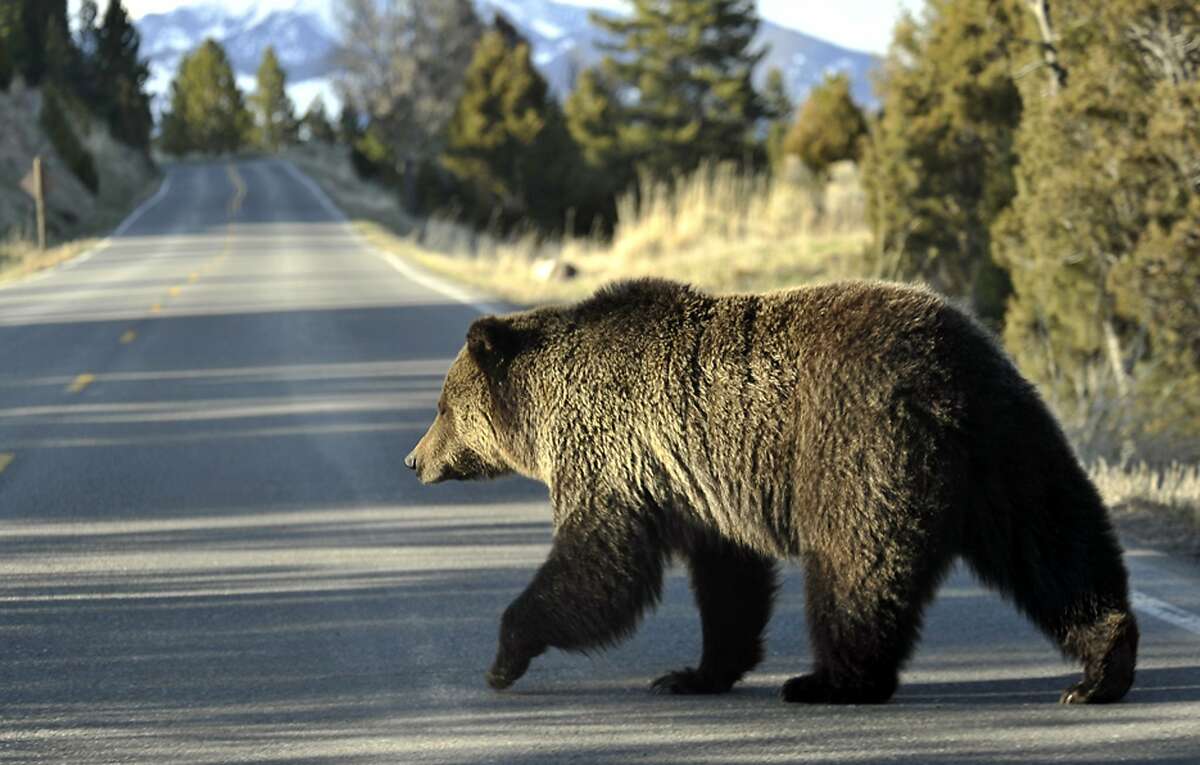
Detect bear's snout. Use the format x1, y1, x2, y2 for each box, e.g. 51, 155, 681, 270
405, 451, 418, 470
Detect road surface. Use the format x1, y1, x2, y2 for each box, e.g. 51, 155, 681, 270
1, 159, 1198, 764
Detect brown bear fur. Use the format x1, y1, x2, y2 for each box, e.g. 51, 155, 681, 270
407, 278, 1138, 704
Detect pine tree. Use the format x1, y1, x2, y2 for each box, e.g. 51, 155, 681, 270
564, 64, 628, 219
337, 99, 361, 146
160, 39, 251, 154
9, 0, 70, 86
72, 0, 101, 108
95, 0, 152, 149
996, 0, 1200, 434
591, 0, 767, 179
41, 85, 98, 193
860, 0, 1022, 323
761, 68, 793, 171
299, 95, 336, 143
0, 34, 11, 91
250, 46, 296, 151
441, 16, 582, 232
783, 72, 865, 176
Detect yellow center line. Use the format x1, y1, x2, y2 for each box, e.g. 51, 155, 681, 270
168, 286, 182, 297
150, 303, 162, 314
67, 373, 95, 394
0, 453, 13, 474
120, 330, 137, 344
226, 163, 247, 215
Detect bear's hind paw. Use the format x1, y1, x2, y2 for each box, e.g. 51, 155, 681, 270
650, 667, 734, 695
781, 673, 895, 704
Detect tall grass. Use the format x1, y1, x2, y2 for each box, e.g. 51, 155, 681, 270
339, 156, 872, 304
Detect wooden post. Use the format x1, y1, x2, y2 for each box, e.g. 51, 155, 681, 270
33, 156, 45, 251
20, 156, 47, 250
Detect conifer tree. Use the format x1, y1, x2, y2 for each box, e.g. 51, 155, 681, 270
860, 0, 1021, 322
591, 0, 767, 178
72, 0, 101, 108
761, 68, 793, 171
564, 64, 627, 220
160, 39, 251, 154
250, 46, 297, 151
783, 72, 865, 176
442, 16, 582, 232
996, 0, 1200, 432
300, 95, 336, 143
337, 98, 361, 146
95, 0, 152, 149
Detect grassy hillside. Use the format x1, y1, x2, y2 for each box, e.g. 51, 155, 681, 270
0, 83, 160, 283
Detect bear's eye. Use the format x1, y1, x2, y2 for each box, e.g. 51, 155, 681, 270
438, 401, 448, 417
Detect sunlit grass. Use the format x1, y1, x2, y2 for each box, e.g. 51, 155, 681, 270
1091, 460, 1200, 518
289, 143, 871, 305
0, 235, 100, 284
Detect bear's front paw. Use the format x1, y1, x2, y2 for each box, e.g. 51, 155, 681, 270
650, 667, 734, 695
486, 653, 531, 691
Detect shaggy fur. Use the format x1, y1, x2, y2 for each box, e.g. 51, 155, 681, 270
406, 278, 1138, 704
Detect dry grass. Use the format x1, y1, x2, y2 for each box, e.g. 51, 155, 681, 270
1091, 460, 1200, 553
289, 143, 871, 305
0, 235, 100, 284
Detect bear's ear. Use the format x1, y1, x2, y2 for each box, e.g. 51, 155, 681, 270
467, 316, 529, 379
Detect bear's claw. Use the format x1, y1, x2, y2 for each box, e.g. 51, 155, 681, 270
486, 654, 531, 691
650, 667, 733, 695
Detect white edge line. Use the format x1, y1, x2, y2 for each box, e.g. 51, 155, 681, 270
1131, 590, 1200, 636
0, 174, 172, 290
277, 159, 506, 316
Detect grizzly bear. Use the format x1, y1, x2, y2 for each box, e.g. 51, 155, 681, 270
406, 279, 1138, 704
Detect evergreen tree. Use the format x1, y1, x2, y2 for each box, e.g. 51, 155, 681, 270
783, 72, 865, 176
0, 33, 11, 91
299, 94, 336, 143
42, 13, 73, 85
41, 85, 98, 193
441, 16, 582, 232
860, 0, 1022, 322
95, 0, 152, 149
996, 0, 1200, 433
10, 0, 70, 85
761, 67, 793, 171
160, 39, 251, 154
337, 98, 361, 145
591, 0, 767, 178
564, 64, 627, 220
72, 0, 101, 108
250, 46, 296, 151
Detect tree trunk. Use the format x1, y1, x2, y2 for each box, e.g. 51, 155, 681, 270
1025, 0, 1068, 94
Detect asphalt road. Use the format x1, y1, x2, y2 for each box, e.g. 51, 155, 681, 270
1, 159, 1198, 764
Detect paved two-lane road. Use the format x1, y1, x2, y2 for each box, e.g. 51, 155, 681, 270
1, 160, 1198, 763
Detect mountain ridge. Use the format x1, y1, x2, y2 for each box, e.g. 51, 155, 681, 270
134, 0, 881, 114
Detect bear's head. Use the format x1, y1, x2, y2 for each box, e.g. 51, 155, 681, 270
406, 315, 537, 484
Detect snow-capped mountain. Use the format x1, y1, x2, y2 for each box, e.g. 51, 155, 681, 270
137, 3, 339, 114
134, 0, 880, 116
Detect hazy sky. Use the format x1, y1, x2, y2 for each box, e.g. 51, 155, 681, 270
78, 0, 925, 54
